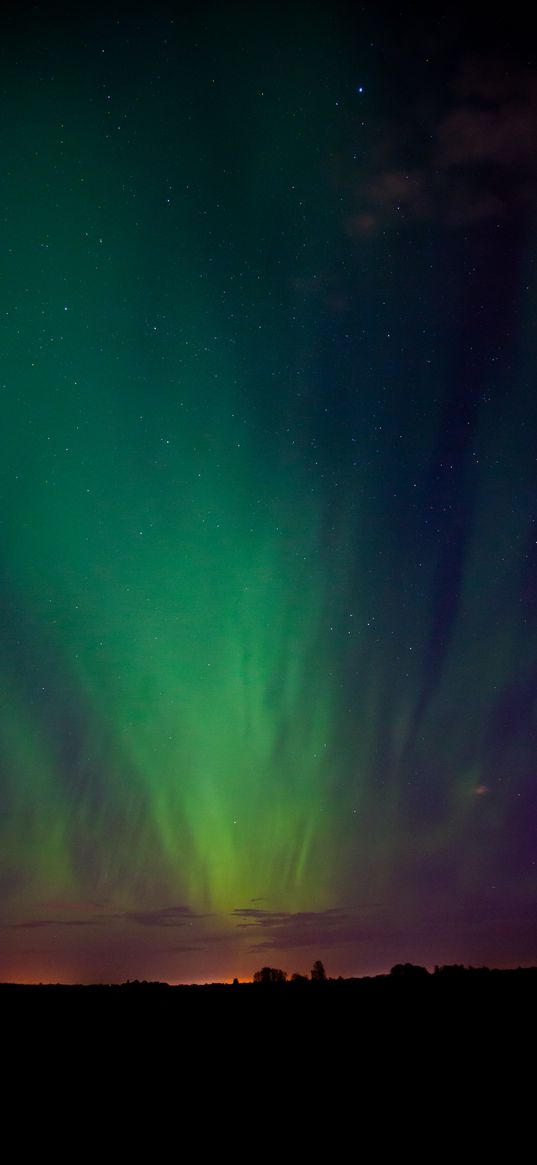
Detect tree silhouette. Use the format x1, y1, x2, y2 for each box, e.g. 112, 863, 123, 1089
390, 963, 429, 977
311, 959, 327, 981
253, 966, 287, 983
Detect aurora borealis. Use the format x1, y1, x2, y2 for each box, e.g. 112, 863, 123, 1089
1, 3, 537, 983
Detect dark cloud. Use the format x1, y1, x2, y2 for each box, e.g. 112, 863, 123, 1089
232, 907, 373, 952
37, 899, 108, 911
233, 907, 346, 927
346, 56, 537, 233
2, 918, 102, 929
2, 904, 207, 931
122, 905, 208, 928
154, 945, 206, 955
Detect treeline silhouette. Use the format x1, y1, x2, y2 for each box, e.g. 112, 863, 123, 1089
2, 961, 536, 993
252, 958, 327, 983
3, 963, 535, 1055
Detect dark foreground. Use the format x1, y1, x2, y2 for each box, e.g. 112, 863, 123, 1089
3, 969, 535, 1121
3, 965, 536, 1034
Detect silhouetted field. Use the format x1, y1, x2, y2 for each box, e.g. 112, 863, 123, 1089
3, 968, 534, 1108
2, 965, 535, 1034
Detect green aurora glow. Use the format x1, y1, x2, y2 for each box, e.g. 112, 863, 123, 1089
1, 3, 536, 981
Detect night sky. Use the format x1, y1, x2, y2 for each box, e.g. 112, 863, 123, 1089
2, 2, 537, 983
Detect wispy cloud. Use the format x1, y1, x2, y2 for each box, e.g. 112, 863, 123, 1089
232, 907, 373, 952
2, 918, 103, 929
36, 899, 108, 911
80, 904, 213, 928
154, 945, 206, 955
123, 906, 198, 928
3, 903, 208, 931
